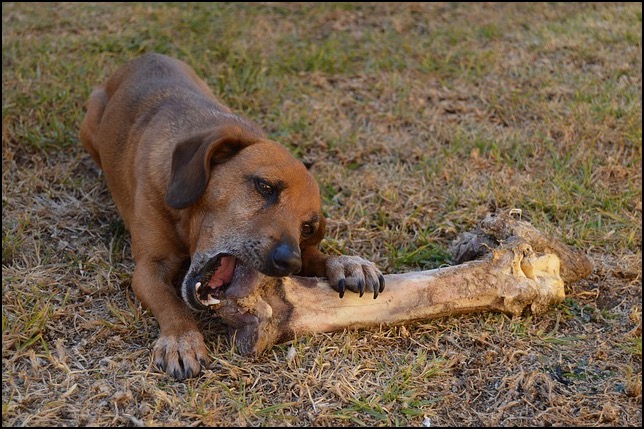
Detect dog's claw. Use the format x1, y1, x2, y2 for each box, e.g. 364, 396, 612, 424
358, 279, 365, 297
338, 279, 345, 298
373, 274, 385, 299
154, 356, 166, 372
173, 367, 185, 381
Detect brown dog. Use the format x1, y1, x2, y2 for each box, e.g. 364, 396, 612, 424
80, 53, 384, 380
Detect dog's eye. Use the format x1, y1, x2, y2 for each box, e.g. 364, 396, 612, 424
254, 179, 274, 197
301, 223, 315, 238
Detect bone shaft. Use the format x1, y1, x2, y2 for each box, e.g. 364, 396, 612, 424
277, 260, 520, 336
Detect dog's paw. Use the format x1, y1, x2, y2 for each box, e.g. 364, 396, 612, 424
326, 255, 385, 299
152, 330, 209, 380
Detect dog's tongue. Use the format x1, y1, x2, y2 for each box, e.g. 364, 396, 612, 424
208, 256, 236, 288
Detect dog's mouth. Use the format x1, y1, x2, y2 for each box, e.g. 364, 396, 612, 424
182, 253, 262, 310
198, 254, 236, 304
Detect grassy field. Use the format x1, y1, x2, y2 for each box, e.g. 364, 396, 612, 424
2, 2, 641, 426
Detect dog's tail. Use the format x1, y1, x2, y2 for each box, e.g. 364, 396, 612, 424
79, 87, 108, 169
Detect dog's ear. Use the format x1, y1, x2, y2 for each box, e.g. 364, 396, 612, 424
166, 125, 257, 209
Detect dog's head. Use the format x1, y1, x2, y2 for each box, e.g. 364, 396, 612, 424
166, 123, 325, 310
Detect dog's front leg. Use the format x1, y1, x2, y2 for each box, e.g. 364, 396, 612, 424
132, 258, 209, 380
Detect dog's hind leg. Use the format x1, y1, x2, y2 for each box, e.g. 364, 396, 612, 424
79, 87, 108, 169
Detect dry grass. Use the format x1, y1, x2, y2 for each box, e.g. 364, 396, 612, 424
2, 2, 641, 426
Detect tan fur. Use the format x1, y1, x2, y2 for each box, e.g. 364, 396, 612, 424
80, 53, 384, 380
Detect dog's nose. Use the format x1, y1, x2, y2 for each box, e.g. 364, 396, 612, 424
271, 243, 302, 276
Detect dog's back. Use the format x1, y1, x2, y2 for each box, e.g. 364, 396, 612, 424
82, 53, 232, 159
80, 53, 261, 226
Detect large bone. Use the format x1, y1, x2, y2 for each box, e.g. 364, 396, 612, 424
213, 210, 592, 356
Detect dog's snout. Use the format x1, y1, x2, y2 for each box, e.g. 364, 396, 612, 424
271, 243, 302, 276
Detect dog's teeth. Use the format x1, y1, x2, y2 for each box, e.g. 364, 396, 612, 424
195, 281, 202, 290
